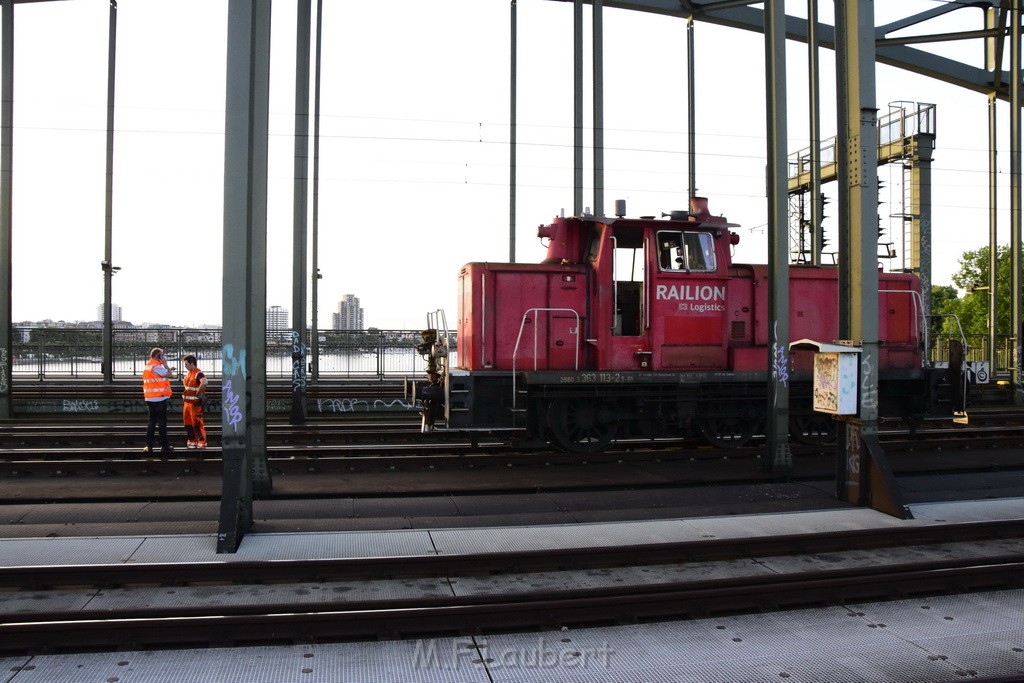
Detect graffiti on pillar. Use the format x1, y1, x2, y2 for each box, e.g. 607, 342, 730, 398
0, 347, 8, 394
291, 330, 306, 393
222, 344, 246, 434
860, 353, 878, 413
770, 321, 789, 406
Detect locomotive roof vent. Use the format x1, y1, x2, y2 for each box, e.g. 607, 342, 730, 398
614, 199, 626, 217
662, 210, 690, 221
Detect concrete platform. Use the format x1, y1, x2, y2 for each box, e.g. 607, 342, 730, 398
1, 498, 1022, 682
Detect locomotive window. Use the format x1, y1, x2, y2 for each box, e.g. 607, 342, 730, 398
657, 231, 716, 273
612, 226, 645, 337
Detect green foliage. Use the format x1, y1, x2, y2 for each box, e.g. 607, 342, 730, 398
28, 327, 100, 346
944, 244, 1013, 336
24, 327, 102, 359
929, 284, 962, 337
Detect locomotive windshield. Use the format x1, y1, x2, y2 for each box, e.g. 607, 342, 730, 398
658, 231, 716, 273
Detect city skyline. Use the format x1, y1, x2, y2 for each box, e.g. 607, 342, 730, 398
17, 295, 384, 330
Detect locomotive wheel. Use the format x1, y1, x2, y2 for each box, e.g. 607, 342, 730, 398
788, 413, 837, 445
698, 415, 756, 448
547, 398, 616, 454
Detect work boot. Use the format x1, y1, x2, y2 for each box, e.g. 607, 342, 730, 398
161, 445, 175, 454
187, 441, 197, 449
196, 441, 208, 449
142, 446, 153, 454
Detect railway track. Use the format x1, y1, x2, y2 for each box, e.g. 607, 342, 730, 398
0, 401, 1020, 509
3, 405, 1024, 450
2, 519, 1022, 654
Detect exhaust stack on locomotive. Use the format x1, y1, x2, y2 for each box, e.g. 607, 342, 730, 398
414, 198, 961, 453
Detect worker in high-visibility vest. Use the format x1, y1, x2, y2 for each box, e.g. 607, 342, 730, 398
142, 347, 176, 453
181, 354, 208, 449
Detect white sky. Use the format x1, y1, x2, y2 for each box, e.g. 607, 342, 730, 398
8, 0, 1009, 329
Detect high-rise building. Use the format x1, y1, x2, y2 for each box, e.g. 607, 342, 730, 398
267, 305, 289, 331
97, 303, 123, 323
332, 294, 364, 331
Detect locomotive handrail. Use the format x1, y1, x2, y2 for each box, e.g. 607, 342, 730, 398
511, 308, 581, 412
643, 236, 651, 330
927, 313, 970, 360
481, 274, 487, 368
424, 309, 451, 426
610, 235, 618, 332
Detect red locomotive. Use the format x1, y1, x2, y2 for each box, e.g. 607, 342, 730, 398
413, 198, 952, 453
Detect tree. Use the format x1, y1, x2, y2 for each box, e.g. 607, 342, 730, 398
947, 244, 1014, 336
929, 284, 962, 338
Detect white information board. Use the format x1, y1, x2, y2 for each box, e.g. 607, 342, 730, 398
812, 351, 859, 415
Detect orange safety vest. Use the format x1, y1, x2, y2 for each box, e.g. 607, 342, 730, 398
183, 367, 205, 403
142, 358, 172, 401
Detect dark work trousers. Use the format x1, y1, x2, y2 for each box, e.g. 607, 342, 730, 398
146, 399, 171, 449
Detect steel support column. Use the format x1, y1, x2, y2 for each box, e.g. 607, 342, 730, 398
835, 0, 908, 519
218, 0, 273, 553
687, 15, 696, 200
310, 0, 322, 382
807, 0, 823, 266
101, 1, 117, 383
592, 0, 604, 216
764, 0, 791, 472
909, 131, 934, 318
1011, 0, 1023, 403
989, 93, 998, 371
510, 0, 517, 262
574, 0, 583, 215
0, 0, 11, 420
290, 0, 310, 425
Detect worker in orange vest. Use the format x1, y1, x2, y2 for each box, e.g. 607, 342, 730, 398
181, 354, 208, 449
142, 347, 176, 453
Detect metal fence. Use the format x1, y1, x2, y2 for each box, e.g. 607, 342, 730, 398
10, 328, 458, 380
10, 326, 1015, 380
930, 333, 1015, 375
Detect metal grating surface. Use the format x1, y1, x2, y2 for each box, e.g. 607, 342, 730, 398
449, 560, 768, 597
760, 537, 1024, 575
850, 589, 1024, 639
134, 501, 220, 522
127, 530, 437, 564
910, 497, 1024, 522
354, 496, 460, 518
913, 631, 1024, 679
0, 587, 96, 615
85, 577, 454, 612
452, 493, 562, 515
0, 505, 43, 525
0, 536, 145, 567
16, 502, 151, 524
684, 507, 926, 539
255, 498, 355, 520
430, 519, 708, 556
2, 656, 33, 683
8, 592, 1024, 682
4, 643, 489, 683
